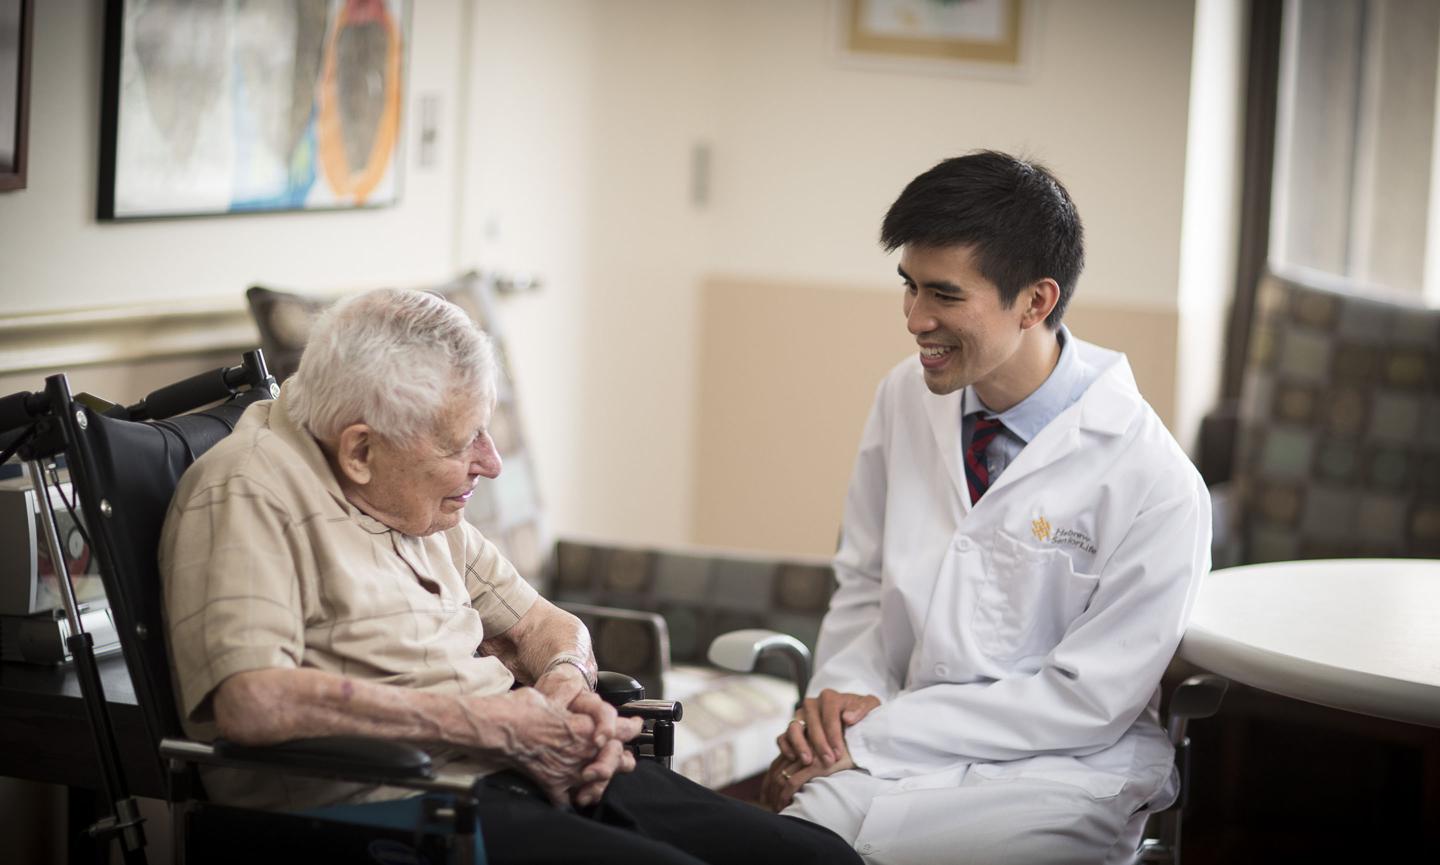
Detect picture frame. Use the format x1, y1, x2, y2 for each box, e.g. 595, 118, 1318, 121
833, 0, 1031, 80
97, 0, 409, 220
0, 0, 32, 192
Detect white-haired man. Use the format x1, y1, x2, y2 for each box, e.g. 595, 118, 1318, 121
160, 289, 859, 864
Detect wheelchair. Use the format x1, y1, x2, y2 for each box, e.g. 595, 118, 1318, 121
0, 350, 681, 865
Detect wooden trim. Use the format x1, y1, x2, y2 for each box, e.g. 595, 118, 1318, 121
0, 298, 258, 376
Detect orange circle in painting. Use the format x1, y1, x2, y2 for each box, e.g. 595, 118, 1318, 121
317, 1, 401, 204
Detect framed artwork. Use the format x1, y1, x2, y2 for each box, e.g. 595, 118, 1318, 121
835, 0, 1029, 78
0, 0, 31, 192
98, 0, 409, 220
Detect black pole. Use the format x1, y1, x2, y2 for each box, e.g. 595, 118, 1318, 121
37, 374, 148, 863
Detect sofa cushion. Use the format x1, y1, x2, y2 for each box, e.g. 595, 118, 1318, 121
664, 664, 795, 790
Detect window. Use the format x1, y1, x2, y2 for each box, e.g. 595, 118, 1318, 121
1269, 0, 1440, 303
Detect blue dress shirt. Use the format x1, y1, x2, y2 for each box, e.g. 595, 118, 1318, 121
960, 325, 1099, 484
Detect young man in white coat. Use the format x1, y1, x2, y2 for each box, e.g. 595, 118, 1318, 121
759, 151, 1210, 865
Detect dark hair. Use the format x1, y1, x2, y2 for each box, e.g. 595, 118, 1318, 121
880, 150, 1084, 328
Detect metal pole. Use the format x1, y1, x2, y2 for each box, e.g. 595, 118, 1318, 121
25, 455, 148, 863
25, 461, 85, 636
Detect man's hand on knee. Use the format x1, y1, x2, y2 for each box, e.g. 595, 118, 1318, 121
777, 689, 880, 766
760, 749, 856, 812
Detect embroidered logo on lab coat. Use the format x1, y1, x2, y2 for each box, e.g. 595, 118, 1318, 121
1031, 517, 1051, 541
1051, 528, 1097, 555
1031, 516, 1097, 554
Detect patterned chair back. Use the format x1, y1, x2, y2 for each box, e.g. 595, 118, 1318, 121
1231, 273, 1440, 563
548, 540, 836, 684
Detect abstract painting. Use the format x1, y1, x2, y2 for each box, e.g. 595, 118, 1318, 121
98, 0, 408, 220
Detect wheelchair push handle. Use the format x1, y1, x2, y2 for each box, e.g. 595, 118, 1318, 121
0, 389, 47, 435
126, 349, 277, 420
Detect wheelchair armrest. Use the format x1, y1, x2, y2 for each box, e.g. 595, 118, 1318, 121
1166, 674, 1229, 744
211, 736, 435, 782
160, 735, 487, 801
596, 671, 683, 723
591, 671, 683, 766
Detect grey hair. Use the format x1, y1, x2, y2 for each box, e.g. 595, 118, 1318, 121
286, 288, 497, 444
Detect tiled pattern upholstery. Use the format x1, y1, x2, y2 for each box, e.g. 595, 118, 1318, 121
550, 539, 835, 788
550, 541, 833, 666
245, 274, 551, 584
1232, 274, 1440, 563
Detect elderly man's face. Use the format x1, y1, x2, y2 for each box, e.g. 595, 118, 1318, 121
356, 390, 502, 536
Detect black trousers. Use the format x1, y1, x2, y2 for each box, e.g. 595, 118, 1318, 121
473, 761, 861, 865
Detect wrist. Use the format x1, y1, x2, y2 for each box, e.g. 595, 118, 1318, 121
450, 690, 519, 753
542, 653, 596, 691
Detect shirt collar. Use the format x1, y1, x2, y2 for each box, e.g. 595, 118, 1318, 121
962, 324, 1087, 444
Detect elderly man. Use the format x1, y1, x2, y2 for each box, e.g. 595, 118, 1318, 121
159, 288, 858, 864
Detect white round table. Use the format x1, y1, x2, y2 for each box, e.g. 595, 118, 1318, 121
1179, 558, 1440, 728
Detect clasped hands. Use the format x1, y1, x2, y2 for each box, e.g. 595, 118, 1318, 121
760, 689, 881, 811
497, 664, 644, 809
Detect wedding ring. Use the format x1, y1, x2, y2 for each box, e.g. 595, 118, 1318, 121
780, 769, 793, 781
789, 718, 807, 729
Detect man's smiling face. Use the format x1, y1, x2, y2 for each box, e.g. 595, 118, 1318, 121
900, 244, 1029, 398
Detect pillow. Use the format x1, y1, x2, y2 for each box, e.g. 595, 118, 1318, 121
243, 273, 552, 587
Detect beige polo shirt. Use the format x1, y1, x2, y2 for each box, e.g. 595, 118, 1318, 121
158, 391, 538, 810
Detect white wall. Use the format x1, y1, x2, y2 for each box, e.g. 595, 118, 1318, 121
460, 0, 1208, 553
706, 1, 1198, 315
460, 0, 720, 545
0, 0, 471, 314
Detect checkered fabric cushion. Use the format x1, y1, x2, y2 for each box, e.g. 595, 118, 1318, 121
549, 539, 836, 789
244, 273, 551, 585
549, 540, 834, 667
1232, 273, 1440, 562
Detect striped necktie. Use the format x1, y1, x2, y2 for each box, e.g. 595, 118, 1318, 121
965, 416, 1004, 504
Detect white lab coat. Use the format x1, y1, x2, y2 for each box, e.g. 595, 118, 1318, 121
796, 339, 1210, 863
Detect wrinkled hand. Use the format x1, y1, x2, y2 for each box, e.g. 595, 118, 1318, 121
534, 666, 642, 806
777, 689, 880, 767
760, 749, 855, 812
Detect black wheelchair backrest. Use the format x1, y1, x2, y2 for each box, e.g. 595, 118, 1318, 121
70, 394, 265, 764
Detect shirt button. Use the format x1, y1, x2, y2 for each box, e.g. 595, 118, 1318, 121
955, 537, 972, 552
860, 843, 874, 854
934, 663, 949, 677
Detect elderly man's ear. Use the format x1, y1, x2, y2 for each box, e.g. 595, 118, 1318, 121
332, 424, 377, 485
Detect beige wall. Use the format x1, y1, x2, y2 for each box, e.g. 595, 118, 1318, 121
694, 278, 1179, 557
705, 0, 1199, 312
